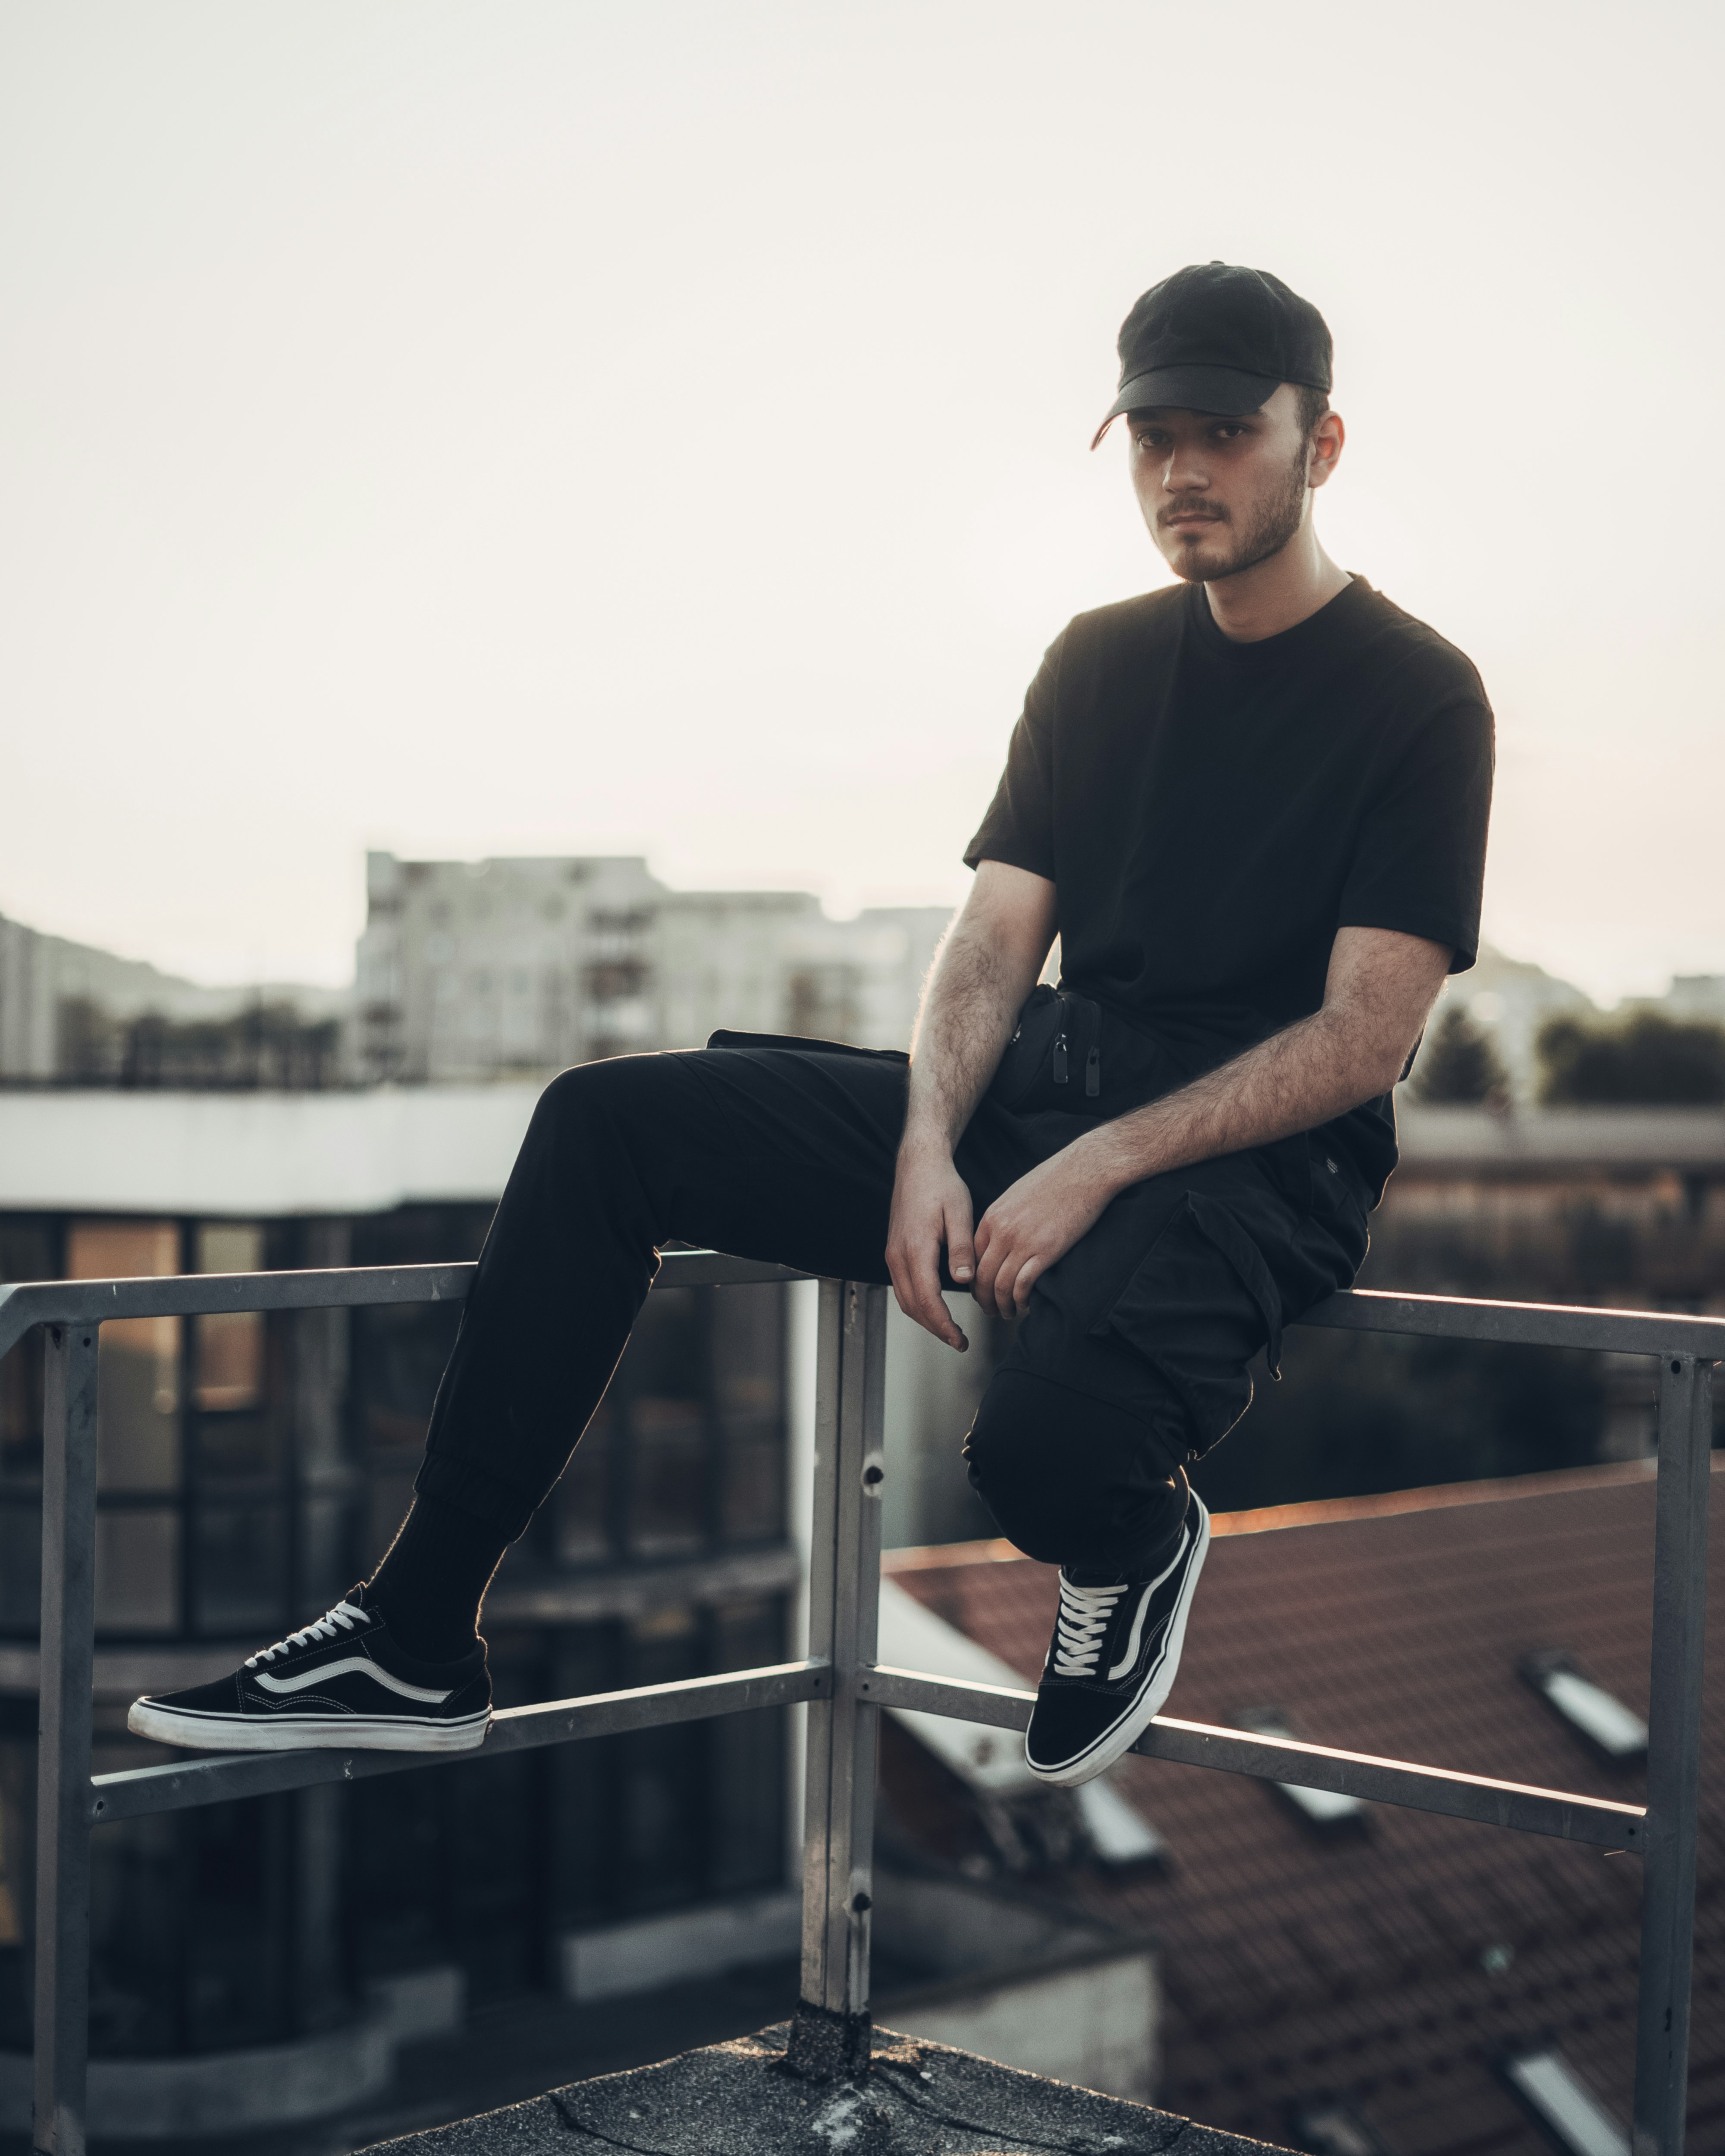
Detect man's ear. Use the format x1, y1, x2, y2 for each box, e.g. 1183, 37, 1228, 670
1308, 409, 1346, 491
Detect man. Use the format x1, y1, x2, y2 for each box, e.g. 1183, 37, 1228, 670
131, 263, 1493, 1789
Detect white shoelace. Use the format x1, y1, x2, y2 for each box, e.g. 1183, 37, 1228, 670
245, 1598, 369, 1670
1050, 1576, 1123, 1678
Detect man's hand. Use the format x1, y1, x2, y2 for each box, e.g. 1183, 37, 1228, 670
972, 1144, 1116, 1318
888, 859, 1058, 1351
886, 1141, 976, 1351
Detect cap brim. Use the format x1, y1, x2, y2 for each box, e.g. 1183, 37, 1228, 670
1090, 364, 1283, 449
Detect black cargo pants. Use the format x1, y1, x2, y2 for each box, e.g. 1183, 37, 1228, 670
416, 991, 1372, 1581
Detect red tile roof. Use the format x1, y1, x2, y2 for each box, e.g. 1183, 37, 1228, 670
880, 1460, 1725, 2153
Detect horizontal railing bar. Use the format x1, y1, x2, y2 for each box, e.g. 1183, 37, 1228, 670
5, 1265, 1722, 1369
89, 1659, 829, 1823
0, 1250, 808, 1360
862, 1667, 1646, 1852
1300, 1285, 1725, 1360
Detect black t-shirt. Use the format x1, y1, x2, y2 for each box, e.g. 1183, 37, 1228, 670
964, 575, 1494, 1197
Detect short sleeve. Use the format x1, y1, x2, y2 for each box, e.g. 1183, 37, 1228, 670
1337, 698, 1495, 971
962, 630, 1063, 880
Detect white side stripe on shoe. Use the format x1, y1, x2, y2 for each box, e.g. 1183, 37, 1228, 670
253, 1658, 454, 1704
1107, 1527, 1191, 1682
1105, 1584, 1155, 1684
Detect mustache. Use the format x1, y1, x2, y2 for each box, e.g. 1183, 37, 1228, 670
1158, 497, 1231, 526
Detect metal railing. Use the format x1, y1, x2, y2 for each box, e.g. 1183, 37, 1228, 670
0, 1259, 1715, 2155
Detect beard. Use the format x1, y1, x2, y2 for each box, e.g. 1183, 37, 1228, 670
1155, 445, 1309, 583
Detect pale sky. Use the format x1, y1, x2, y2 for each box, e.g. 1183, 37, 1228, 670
2, 1, 1720, 1003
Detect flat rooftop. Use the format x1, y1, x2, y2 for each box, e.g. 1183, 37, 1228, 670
367, 2023, 1278, 2156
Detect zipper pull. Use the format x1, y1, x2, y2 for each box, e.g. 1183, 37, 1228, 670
1085, 1046, 1100, 1098
1052, 1032, 1069, 1084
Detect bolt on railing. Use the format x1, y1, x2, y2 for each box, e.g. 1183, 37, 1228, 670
0, 1259, 1714, 2156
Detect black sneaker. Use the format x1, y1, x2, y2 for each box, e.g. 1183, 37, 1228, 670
127, 1586, 492, 1754
1024, 1498, 1211, 1787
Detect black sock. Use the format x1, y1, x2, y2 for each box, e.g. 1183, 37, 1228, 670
367, 1495, 509, 1662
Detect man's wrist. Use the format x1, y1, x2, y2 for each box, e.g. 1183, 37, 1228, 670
897, 1119, 957, 1168
1076, 1117, 1159, 1200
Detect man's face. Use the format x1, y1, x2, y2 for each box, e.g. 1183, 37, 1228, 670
1128, 383, 1324, 583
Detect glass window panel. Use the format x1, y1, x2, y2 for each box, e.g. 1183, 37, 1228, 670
0, 1222, 52, 1485
349, 1770, 448, 1980
710, 1284, 783, 1417
623, 1288, 706, 1399
0, 1736, 29, 1955
707, 1600, 787, 1892
0, 1505, 41, 1632
195, 1223, 265, 1276
354, 1302, 462, 1452
69, 1222, 182, 1495
298, 1493, 363, 1614
87, 1810, 181, 2056
193, 1224, 267, 1414
94, 1509, 179, 1633
195, 1409, 279, 1480
614, 1609, 704, 1913
546, 1626, 621, 1927
626, 1399, 707, 1559
194, 1504, 288, 1636
366, 1466, 417, 1576
0, 1333, 42, 1484
554, 1411, 613, 1566
720, 1417, 784, 1544
182, 1793, 290, 2049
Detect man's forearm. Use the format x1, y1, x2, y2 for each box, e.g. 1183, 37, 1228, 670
903, 926, 1027, 1153
1073, 1005, 1401, 1200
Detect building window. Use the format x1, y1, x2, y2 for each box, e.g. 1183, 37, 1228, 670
1502, 2050, 1629, 2156
193, 1223, 267, 1413
69, 1221, 184, 1633
1, 1216, 366, 1646
350, 1211, 788, 1575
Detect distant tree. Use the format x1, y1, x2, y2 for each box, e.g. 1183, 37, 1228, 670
1537, 1011, 1725, 1106
1411, 1006, 1510, 1104
54, 996, 118, 1083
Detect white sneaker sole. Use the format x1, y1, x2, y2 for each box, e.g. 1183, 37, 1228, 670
127, 1700, 492, 1754
1025, 1499, 1212, 1788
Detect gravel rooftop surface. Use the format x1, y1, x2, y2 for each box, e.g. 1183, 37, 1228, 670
362, 2021, 1278, 2156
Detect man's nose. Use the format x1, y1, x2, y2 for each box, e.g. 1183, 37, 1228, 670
1162, 440, 1209, 492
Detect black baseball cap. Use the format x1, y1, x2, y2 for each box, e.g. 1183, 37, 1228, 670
1091, 262, 1333, 448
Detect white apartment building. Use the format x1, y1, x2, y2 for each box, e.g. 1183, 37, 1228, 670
354, 852, 956, 1083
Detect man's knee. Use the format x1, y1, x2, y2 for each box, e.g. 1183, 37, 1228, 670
963, 1367, 1190, 1575
534, 1051, 687, 1144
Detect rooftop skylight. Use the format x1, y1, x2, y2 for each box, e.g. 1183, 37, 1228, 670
1073, 1774, 1167, 1866
876, 1576, 1167, 1867
1502, 2050, 1630, 2156
1519, 1651, 1648, 1762
1235, 1707, 1365, 1824
1295, 2103, 1392, 2156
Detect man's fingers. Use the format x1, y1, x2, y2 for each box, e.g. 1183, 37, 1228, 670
896, 1234, 968, 1351
945, 1197, 977, 1287
1012, 1254, 1042, 1315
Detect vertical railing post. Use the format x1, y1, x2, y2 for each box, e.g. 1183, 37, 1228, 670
788, 1279, 888, 2081
1633, 1352, 1713, 2155
33, 1324, 100, 2156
